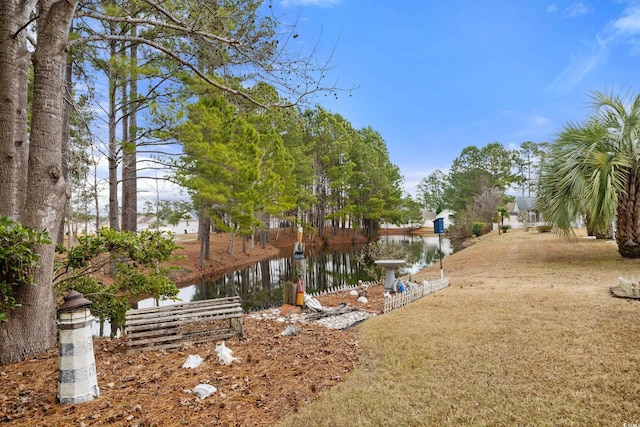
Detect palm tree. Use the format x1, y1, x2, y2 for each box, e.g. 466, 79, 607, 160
537, 90, 640, 257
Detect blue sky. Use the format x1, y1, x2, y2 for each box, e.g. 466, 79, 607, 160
275, 0, 640, 196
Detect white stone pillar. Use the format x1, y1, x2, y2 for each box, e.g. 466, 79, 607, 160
57, 306, 100, 404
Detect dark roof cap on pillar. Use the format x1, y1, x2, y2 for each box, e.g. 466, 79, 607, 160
58, 289, 93, 312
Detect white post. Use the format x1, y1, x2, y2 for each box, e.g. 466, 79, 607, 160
439, 234, 444, 280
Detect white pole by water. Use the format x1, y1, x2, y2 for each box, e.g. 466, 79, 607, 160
439, 234, 444, 280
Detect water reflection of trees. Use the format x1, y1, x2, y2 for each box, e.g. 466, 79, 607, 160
187, 236, 454, 310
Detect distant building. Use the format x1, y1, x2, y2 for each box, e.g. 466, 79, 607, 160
506, 197, 541, 228
381, 209, 454, 231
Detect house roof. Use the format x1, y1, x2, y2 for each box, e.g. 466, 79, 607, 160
515, 197, 536, 211
422, 210, 437, 222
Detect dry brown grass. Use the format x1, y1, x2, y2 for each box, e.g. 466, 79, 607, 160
278, 228, 640, 426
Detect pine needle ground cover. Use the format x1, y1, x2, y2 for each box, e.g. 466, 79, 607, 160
280, 228, 640, 426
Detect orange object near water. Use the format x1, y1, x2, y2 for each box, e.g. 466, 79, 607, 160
296, 280, 304, 306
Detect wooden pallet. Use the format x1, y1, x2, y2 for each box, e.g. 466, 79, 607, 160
125, 296, 243, 352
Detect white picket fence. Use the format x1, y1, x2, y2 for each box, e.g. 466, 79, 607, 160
383, 277, 449, 314
306, 281, 376, 298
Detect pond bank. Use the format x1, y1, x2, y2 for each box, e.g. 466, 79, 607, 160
168, 227, 370, 287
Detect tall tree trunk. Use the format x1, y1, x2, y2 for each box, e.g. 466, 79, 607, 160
616, 166, 640, 258
198, 204, 211, 268
57, 52, 72, 245
121, 29, 138, 232
108, 38, 119, 230
13, 47, 29, 216
93, 166, 100, 232
0, 0, 30, 220
129, 29, 138, 231
0, 0, 78, 364
120, 81, 130, 231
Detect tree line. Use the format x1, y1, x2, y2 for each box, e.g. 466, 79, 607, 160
416, 141, 548, 238
0, 0, 413, 364
417, 89, 640, 261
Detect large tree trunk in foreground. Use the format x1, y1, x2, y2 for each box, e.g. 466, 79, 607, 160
616, 167, 640, 258
0, 0, 77, 364
0, 1, 30, 219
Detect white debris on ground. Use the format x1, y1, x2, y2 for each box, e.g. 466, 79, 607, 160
313, 310, 376, 329
181, 354, 204, 369
280, 325, 299, 336
191, 384, 217, 400
215, 341, 238, 365
247, 307, 377, 330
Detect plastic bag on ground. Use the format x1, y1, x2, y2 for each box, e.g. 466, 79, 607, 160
215, 341, 238, 365
304, 294, 324, 311
192, 384, 217, 399
181, 354, 204, 369
280, 325, 299, 336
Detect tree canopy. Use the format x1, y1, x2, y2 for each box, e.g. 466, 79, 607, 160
415, 141, 548, 238
538, 90, 640, 256
0, 0, 352, 364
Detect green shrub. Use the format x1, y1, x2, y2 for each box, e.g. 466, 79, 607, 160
0, 216, 51, 321
537, 225, 553, 233
54, 228, 180, 335
500, 225, 512, 233
471, 222, 485, 237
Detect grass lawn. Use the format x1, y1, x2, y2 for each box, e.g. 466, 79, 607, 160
278, 228, 640, 426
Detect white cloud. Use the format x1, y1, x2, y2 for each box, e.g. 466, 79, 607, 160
89, 156, 187, 217
507, 141, 520, 151
531, 115, 552, 126
613, 6, 640, 35
564, 2, 589, 17
510, 113, 556, 142
547, 4, 559, 13
401, 167, 449, 198
547, 35, 608, 93
402, 170, 428, 198
279, 0, 340, 7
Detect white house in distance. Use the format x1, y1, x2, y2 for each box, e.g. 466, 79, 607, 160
422, 209, 454, 230
137, 215, 199, 235
381, 209, 454, 232
504, 197, 542, 229
380, 197, 543, 232
67, 215, 200, 237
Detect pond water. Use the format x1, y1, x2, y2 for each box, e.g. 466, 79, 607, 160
95, 234, 455, 336
137, 234, 455, 310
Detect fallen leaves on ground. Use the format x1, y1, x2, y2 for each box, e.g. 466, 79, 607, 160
0, 228, 399, 426
1, 319, 357, 426
0, 285, 390, 427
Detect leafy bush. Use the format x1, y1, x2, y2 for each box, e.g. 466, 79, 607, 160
500, 225, 512, 233
447, 220, 472, 239
0, 217, 51, 321
537, 225, 553, 233
471, 222, 485, 237
54, 228, 181, 335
